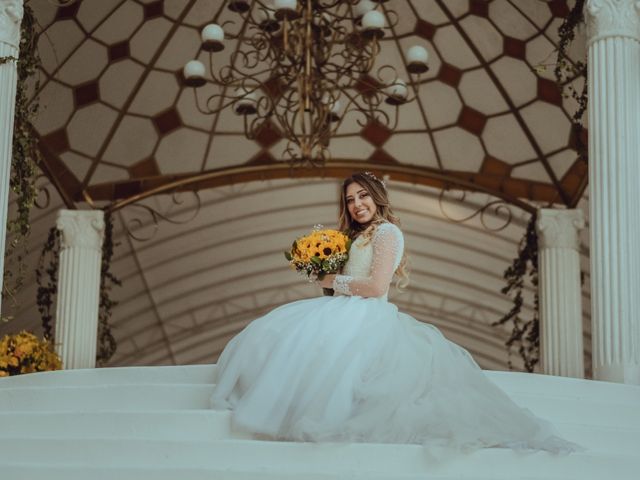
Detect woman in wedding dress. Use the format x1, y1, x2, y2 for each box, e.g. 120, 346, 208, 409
210, 171, 579, 453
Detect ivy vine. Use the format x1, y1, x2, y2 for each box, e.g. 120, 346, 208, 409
2, 3, 41, 315
554, 0, 588, 166
493, 215, 540, 373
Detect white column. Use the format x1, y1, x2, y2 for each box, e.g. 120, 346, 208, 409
586, 0, 640, 384
0, 0, 24, 312
536, 209, 585, 378
55, 210, 105, 369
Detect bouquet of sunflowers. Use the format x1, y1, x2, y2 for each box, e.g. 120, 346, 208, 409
0, 331, 62, 377
285, 226, 351, 293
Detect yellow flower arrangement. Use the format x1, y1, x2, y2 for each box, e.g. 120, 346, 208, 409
285, 226, 351, 280
0, 331, 62, 377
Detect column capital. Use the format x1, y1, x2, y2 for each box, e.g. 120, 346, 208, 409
536, 208, 585, 250
56, 209, 105, 251
586, 0, 640, 44
0, 0, 23, 50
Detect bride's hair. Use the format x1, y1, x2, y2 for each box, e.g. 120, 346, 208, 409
338, 172, 410, 290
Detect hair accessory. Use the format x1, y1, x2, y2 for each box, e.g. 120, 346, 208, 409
363, 171, 385, 188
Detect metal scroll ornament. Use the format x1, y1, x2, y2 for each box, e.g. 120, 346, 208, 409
183, 0, 429, 167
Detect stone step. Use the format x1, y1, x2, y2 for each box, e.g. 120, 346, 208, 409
0, 364, 217, 388
0, 384, 214, 411
0, 410, 635, 455
0, 382, 637, 430
0, 438, 636, 480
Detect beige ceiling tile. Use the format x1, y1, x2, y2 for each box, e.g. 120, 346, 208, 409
91, 163, 130, 184
32, 81, 74, 135
526, 34, 557, 81
67, 103, 119, 157
384, 1, 417, 36
325, 137, 376, 160
458, 15, 503, 62
420, 81, 462, 129
384, 133, 438, 169
129, 71, 180, 116
489, 56, 537, 106
489, 0, 538, 40
459, 68, 509, 115
93, 1, 144, 44
156, 25, 201, 71
130, 17, 174, 64
508, 0, 552, 28
441, 0, 469, 18
409, 0, 448, 25
548, 148, 580, 180
59, 151, 93, 181
394, 93, 427, 130
544, 16, 564, 44
206, 135, 261, 169
30, 0, 58, 28
57, 39, 108, 86
483, 113, 536, 163
183, 0, 219, 27
164, 0, 192, 20
511, 162, 551, 183
520, 101, 571, 153
176, 87, 216, 131
37, 20, 85, 75
99, 59, 145, 109
77, 0, 122, 31
433, 127, 484, 171
102, 116, 158, 167
156, 128, 209, 174
433, 25, 480, 70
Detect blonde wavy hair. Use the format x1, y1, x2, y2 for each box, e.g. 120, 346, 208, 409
337, 172, 410, 291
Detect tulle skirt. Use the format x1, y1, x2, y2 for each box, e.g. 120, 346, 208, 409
210, 295, 579, 453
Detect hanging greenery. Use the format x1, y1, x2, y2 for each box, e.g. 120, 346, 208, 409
35, 226, 60, 340
97, 212, 121, 366
554, 0, 588, 165
493, 215, 540, 373
35, 212, 121, 365
1, 2, 41, 316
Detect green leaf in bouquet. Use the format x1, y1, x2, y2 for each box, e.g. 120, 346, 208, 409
345, 238, 352, 251
310, 255, 321, 265
322, 260, 331, 270
292, 240, 298, 251
284, 251, 292, 261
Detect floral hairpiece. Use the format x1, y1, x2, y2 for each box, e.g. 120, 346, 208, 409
363, 171, 386, 188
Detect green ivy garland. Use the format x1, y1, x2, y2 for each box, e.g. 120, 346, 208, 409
35, 226, 60, 340
97, 212, 121, 366
2, 3, 41, 315
493, 215, 540, 372
554, 0, 588, 166
35, 212, 121, 365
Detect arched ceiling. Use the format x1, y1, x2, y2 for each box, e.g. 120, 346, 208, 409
1, 0, 593, 372
30, 0, 587, 208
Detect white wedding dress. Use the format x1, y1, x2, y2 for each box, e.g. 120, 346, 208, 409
210, 222, 578, 453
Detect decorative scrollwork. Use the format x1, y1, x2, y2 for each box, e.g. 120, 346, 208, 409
122, 190, 203, 242
437, 189, 514, 232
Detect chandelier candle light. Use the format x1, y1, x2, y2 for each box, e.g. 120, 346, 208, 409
183, 0, 429, 167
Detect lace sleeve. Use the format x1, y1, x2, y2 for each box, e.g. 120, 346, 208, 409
332, 223, 404, 297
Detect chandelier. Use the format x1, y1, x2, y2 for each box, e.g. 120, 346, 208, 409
183, 0, 429, 167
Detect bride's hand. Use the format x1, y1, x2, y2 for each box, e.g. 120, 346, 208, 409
316, 274, 336, 289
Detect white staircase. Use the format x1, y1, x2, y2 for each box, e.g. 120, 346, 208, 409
0, 365, 639, 479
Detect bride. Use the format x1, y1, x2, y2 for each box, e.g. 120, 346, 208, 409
210, 171, 579, 453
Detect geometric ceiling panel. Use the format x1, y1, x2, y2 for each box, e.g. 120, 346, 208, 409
29, 0, 587, 209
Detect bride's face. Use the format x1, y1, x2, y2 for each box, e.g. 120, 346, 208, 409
345, 182, 377, 224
